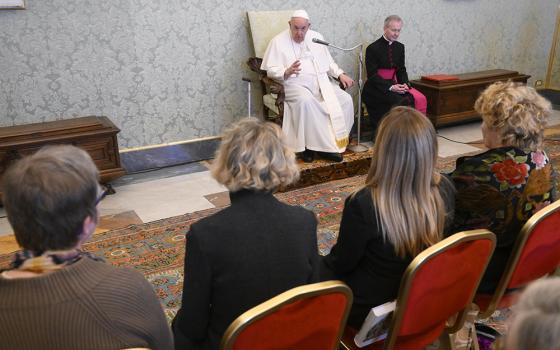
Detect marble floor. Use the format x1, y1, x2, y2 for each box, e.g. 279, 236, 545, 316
1, 111, 559, 255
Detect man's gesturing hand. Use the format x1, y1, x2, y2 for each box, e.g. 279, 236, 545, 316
284, 60, 302, 79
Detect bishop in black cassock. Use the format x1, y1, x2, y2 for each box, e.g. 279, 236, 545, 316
362, 36, 415, 129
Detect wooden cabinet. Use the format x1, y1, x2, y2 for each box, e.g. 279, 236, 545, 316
0, 116, 125, 198
410, 69, 530, 127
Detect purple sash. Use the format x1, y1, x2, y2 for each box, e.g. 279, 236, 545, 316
377, 68, 427, 114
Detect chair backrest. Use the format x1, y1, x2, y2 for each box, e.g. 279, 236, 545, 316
247, 10, 294, 58
477, 199, 560, 318
383, 230, 496, 350
220, 280, 352, 350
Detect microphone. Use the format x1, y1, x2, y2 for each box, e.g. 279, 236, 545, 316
312, 38, 330, 46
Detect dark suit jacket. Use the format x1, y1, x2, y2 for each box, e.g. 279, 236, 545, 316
365, 36, 409, 89
172, 189, 320, 350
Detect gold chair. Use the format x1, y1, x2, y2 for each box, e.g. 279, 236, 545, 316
220, 280, 352, 350
340, 229, 496, 350
469, 199, 560, 349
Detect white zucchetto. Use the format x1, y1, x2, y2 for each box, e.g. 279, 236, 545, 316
291, 9, 310, 20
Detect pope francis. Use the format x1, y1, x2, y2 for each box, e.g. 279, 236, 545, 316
261, 9, 355, 162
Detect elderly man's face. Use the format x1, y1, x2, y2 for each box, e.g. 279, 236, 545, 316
384, 20, 402, 42
289, 17, 310, 43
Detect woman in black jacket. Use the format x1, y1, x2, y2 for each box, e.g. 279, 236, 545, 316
322, 107, 454, 328
172, 117, 320, 350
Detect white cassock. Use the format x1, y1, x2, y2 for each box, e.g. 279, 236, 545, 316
261, 29, 354, 153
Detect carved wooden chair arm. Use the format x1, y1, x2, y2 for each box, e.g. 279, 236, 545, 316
261, 76, 283, 94
246, 57, 287, 122
247, 57, 266, 75
246, 57, 285, 95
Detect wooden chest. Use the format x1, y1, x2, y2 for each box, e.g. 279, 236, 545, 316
0, 116, 125, 196
411, 69, 530, 127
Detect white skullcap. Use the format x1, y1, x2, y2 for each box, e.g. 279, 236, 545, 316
291, 9, 310, 20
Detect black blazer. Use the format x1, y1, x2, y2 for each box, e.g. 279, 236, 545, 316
172, 190, 320, 350
321, 179, 454, 328
364, 36, 409, 91
362, 37, 412, 120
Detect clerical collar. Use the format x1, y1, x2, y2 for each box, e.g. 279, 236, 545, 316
382, 34, 394, 45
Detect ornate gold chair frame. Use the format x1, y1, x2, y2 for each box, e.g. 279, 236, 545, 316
341, 229, 496, 350
221, 280, 353, 350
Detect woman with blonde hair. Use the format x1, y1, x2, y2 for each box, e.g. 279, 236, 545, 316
450, 81, 555, 292
322, 106, 454, 327
172, 117, 319, 350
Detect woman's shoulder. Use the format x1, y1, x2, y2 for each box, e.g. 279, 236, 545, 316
454, 146, 504, 165
453, 146, 538, 173
279, 200, 317, 221
191, 191, 316, 233
439, 174, 456, 198
349, 187, 373, 204
79, 257, 147, 286
451, 146, 553, 196
343, 187, 375, 217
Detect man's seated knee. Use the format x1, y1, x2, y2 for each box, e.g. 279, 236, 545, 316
294, 91, 319, 105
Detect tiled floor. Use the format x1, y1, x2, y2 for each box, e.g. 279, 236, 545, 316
1, 111, 559, 254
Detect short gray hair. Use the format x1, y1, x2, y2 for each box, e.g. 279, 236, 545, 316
211, 117, 299, 192
507, 278, 560, 350
3, 145, 99, 252
384, 15, 402, 28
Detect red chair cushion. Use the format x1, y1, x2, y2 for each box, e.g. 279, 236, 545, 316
233, 292, 347, 350
473, 291, 519, 312
343, 238, 494, 350
342, 323, 444, 350
508, 211, 560, 288
396, 239, 494, 348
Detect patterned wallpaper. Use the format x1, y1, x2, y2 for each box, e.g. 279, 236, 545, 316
0, 0, 558, 149
548, 5, 560, 89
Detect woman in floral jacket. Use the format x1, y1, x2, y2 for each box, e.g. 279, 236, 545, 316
450, 81, 555, 292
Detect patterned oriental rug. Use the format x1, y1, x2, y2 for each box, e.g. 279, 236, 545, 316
2, 138, 560, 327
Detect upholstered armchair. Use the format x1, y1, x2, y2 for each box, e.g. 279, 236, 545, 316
246, 57, 284, 122
247, 10, 294, 123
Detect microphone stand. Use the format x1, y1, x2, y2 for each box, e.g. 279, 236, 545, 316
325, 42, 368, 153
242, 77, 252, 117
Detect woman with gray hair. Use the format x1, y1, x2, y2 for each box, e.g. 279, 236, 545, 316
505, 277, 560, 350
450, 81, 556, 293
0, 145, 172, 350
172, 117, 320, 350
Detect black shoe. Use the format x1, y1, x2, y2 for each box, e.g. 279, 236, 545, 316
301, 149, 315, 163
318, 152, 343, 162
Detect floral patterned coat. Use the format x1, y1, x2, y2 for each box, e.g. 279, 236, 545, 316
450, 146, 556, 291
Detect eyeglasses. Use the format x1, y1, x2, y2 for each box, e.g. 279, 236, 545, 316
95, 187, 109, 205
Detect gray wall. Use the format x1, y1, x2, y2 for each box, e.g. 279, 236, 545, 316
0, 0, 557, 149
547, 5, 560, 89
